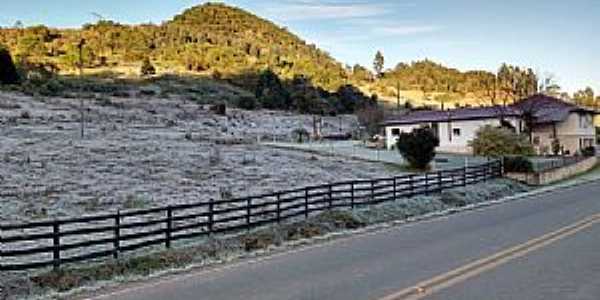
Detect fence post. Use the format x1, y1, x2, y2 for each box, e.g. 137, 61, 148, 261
409, 175, 414, 197
484, 164, 488, 182
304, 187, 309, 219
328, 184, 333, 210
463, 166, 467, 187
424, 173, 429, 195
208, 198, 214, 235
166, 206, 172, 249
393, 177, 397, 200
0, 231, 3, 271
276, 193, 281, 224
113, 210, 120, 259
246, 197, 252, 231
437, 171, 442, 191
52, 220, 60, 270
350, 182, 355, 209
370, 180, 375, 203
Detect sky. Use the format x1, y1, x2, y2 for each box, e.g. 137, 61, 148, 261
1, 0, 598, 93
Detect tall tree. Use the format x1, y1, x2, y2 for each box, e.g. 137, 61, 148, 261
573, 87, 595, 106
373, 50, 384, 78
0, 46, 20, 84
497, 63, 512, 104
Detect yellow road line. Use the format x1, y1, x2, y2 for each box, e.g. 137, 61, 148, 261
379, 213, 600, 300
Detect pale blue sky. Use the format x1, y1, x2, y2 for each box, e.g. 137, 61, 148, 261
1, 0, 598, 93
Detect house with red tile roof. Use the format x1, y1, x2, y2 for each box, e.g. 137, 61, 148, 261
383, 94, 597, 155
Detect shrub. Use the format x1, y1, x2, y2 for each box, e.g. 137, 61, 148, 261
255, 69, 290, 109
210, 103, 227, 115
0, 47, 20, 84
503, 156, 534, 173
582, 146, 596, 157
470, 125, 534, 157
140, 57, 156, 76
138, 89, 156, 97
396, 127, 440, 169
20, 110, 31, 119
237, 96, 258, 110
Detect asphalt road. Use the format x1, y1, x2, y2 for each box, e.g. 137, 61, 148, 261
88, 180, 600, 300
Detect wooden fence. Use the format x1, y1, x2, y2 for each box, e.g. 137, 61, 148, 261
0, 160, 502, 271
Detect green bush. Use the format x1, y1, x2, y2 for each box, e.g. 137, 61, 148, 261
503, 156, 534, 173
211, 103, 227, 115
237, 96, 258, 110
582, 146, 596, 157
140, 57, 156, 76
396, 127, 440, 169
470, 125, 534, 157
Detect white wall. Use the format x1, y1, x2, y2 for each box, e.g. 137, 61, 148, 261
385, 124, 424, 150
385, 117, 521, 154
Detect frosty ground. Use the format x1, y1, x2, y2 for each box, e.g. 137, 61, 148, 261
0, 91, 539, 300
0, 91, 396, 224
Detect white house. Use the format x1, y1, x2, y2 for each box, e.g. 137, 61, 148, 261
383, 94, 597, 155
383, 106, 522, 153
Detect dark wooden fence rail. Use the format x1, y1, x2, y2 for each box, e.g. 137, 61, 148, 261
0, 161, 502, 271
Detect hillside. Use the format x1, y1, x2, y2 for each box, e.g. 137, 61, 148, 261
363, 60, 539, 109
0, 3, 547, 110
0, 3, 347, 90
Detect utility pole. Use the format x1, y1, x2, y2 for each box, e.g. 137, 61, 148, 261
80, 98, 85, 138
396, 81, 401, 112
77, 38, 86, 76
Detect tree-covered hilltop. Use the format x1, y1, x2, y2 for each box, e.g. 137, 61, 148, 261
364, 59, 539, 107
2, 2, 594, 111
0, 3, 347, 90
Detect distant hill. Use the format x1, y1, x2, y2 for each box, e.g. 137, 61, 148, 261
364, 60, 539, 109
0, 3, 543, 109
0, 3, 347, 90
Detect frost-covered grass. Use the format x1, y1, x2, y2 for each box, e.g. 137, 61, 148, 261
0, 179, 528, 300
353, 179, 528, 224
0, 92, 384, 224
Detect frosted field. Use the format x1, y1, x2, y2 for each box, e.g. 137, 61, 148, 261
0, 92, 398, 224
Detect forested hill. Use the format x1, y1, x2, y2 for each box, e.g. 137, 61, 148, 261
364, 60, 540, 107
0, 3, 347, 90
0, 2, 551, 107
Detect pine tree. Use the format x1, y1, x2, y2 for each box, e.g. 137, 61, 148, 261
0, 46, 20, 84
140, 57, 156, 76
373, 51, 384, 78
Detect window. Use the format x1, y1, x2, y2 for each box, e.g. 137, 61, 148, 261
533, 136, 540, 145
453, 128, 461, 137
391, 128, 401, 136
